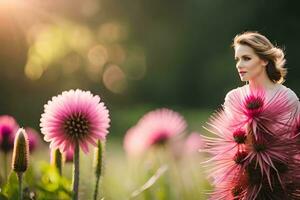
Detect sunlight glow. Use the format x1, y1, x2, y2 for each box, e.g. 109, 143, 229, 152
103, 64, 127, 94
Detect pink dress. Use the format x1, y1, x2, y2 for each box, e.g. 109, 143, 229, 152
205, 83, 300, 200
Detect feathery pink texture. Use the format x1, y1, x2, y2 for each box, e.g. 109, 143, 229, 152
204, 84, 300, 199
0, 115, 19, 152
124, 108, 187, 156
40, 89, 110, 154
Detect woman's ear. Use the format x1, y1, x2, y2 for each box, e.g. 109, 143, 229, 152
262, 59, 269, 67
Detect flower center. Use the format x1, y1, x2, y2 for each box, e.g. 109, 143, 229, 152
234, 151, 248, 164
246, 97, 263, 110
151, 132, 169, 145
0, 125, 14, 152
231, 185, 243, 197
253, 143, 267, 152
1, 126, 13, 137
64, 113, 89, 139
233, 129, 246, 144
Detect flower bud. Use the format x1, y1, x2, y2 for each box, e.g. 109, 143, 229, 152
12, 128, 29, 173
50, 148, 62, 175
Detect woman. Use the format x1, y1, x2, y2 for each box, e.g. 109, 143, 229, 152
204, 31, 300, 200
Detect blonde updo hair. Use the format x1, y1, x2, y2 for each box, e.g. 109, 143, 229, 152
232, 31, 287, 83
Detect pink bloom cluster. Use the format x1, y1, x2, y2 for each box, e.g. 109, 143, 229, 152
124, 108, 187, 156
0, 115, 19, 153
204, 86, 300, 199
0, 115, 39, 153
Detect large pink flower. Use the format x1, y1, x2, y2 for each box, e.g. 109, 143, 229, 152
124, 108, 187, 156
40, 89, 110, 154
0, 115, 19, 153
224, 86, 296, 139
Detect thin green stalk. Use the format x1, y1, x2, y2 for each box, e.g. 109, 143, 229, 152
72, 142, 80, 200
93, 174, 100, 200
17, 173, 23, 200
4, 153, 8, 181
93, 141, 103, 200
55, 149, 62, 176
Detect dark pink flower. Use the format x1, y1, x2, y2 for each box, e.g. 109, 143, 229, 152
124, 108, 187, 156
203, 110, 246, 160
25, 127, 39, 152
233, 129, 247, 144
40, 89, 110, 154
0, 115, 19, 153
224, 86, 296, 139
243, 93, 265, 118
209, 172, 248, 200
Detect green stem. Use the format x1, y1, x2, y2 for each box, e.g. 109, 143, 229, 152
72, 143, 80, 200
93, 141, 103, 200
17, 173, 23, 200
55, 149, 62, 176
4, 153, 7, 181
93, 174, 100, 200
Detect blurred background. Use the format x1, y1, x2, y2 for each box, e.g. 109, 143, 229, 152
0, 0, 300, 199
1, 0, 300, 135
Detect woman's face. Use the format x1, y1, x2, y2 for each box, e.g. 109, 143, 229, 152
234, 44, 268, 82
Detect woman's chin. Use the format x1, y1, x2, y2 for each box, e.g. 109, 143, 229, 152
240, 78, 249, 82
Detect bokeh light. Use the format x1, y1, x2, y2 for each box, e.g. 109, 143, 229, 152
97, 22, 128, 43
102, 64, 127, 94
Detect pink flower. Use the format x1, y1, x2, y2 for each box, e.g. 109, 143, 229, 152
40, 89, 110, 154
243, 91, 265, 119
209, 171, 248, 200
203, 111, 254, 193
203, 110, 246, 160
224, 86, 296, 139
205, 86, 300, 199
0, 115, 19, 153
124, 108, 187, 156
25, 127, 40, 152
183, 132, 205, 155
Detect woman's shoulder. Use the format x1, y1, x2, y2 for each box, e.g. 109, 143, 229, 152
225, 84, 299, 101
277, 84, 299, 102
224, 85, 248, 102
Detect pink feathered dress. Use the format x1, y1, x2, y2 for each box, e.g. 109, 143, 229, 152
204, 84, 300, 200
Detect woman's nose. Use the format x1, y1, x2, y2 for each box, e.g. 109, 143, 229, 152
236, 63, 242, 69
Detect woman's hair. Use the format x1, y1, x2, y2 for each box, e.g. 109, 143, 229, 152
232, 31, 286, 83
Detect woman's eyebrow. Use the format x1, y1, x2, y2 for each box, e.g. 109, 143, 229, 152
235, 54, 251, 58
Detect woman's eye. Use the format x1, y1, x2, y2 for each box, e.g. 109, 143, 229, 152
243, 57, 251, 61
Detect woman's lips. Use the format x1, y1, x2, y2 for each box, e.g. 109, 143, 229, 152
239, 71, 246, 75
